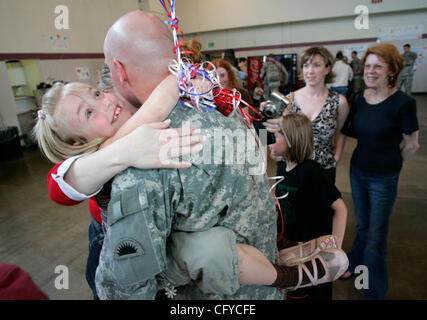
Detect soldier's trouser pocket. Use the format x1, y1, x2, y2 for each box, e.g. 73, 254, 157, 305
106, 185, 164, 287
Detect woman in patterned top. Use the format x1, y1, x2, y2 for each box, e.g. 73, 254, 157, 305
266, 46, 350, 183
263, 47, 350, 300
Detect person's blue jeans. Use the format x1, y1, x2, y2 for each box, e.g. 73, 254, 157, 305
347, 166, 400, 300
86, 216, 104, 300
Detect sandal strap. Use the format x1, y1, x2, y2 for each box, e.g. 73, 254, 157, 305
299, 254, 327, 289
301, 260, 316, 285
280, 235, 337, 267
286, 247, 320, 266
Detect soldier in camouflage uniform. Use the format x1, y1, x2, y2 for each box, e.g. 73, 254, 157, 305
349, 51, 363, 99
95, 94, 283, 299
260, 54, 288, 99
94, 10, 282, 300
396, 44, 418, 95
95, 11, 348, 300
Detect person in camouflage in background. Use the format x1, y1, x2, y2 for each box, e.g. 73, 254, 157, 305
396, 44, 418, 95
349, 51, 363, 99
260, 54, 288, 99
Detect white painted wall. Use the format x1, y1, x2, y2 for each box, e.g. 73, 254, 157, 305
181, 7, 427, 93
184, 8, 427, 51
0, 0, 138, 53
38, 58, 105, 86
176, 0, 427, 33
0, 0, 425, 92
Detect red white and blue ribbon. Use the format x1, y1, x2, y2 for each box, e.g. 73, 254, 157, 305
159, 0, 288, 238
159, 0, 300, 299
159, 0, 263, 125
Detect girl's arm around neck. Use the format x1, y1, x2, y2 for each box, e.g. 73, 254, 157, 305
64, 122, 204, 195
101, 75, 179, 148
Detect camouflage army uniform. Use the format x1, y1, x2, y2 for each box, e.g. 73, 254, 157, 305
349, 57, 363, 97
260, 60, 288, 99
95, 103, 282, 300
397, 51, 418, 95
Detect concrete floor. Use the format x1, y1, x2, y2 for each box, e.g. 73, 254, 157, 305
0, 94, 426, 300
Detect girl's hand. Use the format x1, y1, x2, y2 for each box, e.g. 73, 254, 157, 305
119, 119, 205, 169
263, 117, 283, 133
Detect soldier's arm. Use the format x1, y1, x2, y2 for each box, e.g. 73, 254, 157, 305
63, 124, 203, 196
101, 75, 179, 148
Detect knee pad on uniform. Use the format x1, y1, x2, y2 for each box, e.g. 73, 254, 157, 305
170, 227, 240, 295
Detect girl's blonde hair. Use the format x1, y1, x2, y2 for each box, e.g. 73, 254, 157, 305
33, 82, 104, 163
281, 113, 313, 163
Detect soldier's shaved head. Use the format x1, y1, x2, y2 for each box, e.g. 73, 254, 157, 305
104, 10, 174, 105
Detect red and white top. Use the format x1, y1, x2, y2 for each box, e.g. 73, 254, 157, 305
47, 155, 103, 224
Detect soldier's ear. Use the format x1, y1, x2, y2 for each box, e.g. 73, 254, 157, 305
114, 59, 128, 85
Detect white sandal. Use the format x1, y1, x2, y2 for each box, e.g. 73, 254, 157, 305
279, 235, 338, 267
287, 247, 349, 291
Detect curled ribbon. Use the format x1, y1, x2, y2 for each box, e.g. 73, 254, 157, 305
159, 0, 289, 251
268, 175, 288, 242
160, 0, 185, 56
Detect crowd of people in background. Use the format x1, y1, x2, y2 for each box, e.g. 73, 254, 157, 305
215, 43, 419, 300
221, 44, 417, 105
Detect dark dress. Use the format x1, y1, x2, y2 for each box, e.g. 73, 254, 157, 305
276, 159, 341, 300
